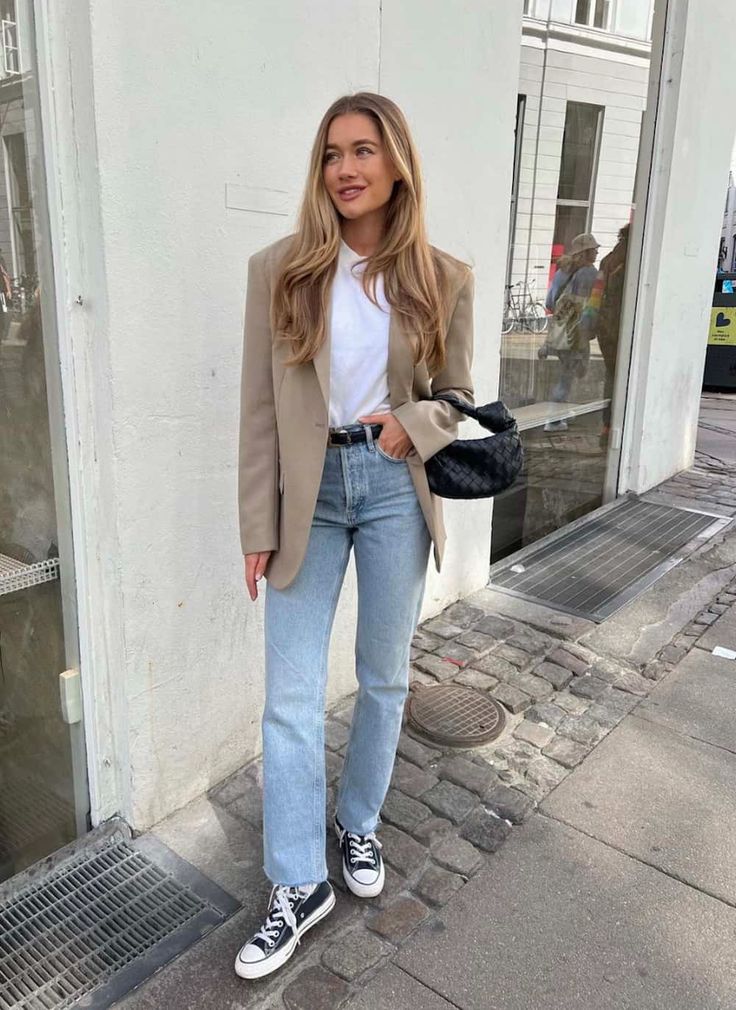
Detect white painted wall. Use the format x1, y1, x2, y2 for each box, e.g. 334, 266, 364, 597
47, 0, 521, 830
622, 0, 736, 493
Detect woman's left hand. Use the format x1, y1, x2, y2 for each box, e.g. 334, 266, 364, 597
358, 412, 415, 459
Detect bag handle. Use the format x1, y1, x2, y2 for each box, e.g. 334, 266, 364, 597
431, 391, 479, 419
431, 391, 518, 434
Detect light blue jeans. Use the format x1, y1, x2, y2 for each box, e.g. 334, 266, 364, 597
262, 428, 431, 886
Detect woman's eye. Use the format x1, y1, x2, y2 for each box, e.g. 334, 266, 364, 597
357, 147, 373, 156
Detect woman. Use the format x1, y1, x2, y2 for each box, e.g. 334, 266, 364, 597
234, 92, 475, 981
539, 232, 600, 432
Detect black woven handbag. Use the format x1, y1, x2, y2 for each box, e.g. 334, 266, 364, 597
423, 392, 524, 499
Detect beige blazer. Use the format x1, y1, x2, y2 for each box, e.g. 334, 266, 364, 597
238, 234, 475, 590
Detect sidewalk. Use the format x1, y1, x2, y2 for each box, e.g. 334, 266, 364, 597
118, 397, 736, 1010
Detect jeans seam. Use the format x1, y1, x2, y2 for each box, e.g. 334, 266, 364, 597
311, 538, 350, 882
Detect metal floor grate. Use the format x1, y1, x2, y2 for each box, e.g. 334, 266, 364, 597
0, 831, 239, 1009
489, 497, 729, 622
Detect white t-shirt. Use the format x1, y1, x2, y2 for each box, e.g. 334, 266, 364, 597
328, 238, 392, 428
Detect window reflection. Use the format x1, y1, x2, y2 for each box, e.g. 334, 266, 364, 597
493, 1, 655, 562
0, 0, 79, 880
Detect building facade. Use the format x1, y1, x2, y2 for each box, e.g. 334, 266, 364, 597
0, 0, 734, 884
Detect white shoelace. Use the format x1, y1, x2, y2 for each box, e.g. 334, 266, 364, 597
347, 832, 382, 867
253, 886, 301, 947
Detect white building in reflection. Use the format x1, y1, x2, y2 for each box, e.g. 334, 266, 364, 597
510, 0, 656, 289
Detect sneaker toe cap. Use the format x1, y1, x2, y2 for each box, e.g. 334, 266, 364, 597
351, 867, 380, 885
238, 942, 267, 965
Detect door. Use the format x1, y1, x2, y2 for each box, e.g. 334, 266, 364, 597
0, 0, 89, 882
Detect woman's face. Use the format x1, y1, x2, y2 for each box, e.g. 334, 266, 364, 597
322, 113, 400, 222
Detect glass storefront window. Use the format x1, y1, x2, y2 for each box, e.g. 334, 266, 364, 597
493, 0, 659, 562
0, 0, 88, 881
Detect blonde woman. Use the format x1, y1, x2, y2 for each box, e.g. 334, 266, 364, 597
235, 92, 475, 980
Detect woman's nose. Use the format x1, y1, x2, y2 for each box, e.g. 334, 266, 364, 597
339, 157, 358, 177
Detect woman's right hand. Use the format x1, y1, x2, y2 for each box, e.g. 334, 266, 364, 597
244, 552, 272, 601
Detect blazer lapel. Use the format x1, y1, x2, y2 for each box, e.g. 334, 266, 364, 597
387, 308, 414, 410
312, 295, 332, 414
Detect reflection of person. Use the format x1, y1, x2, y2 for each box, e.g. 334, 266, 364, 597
596, 224, 630, 439
0, 248, 11, 342
539, 232, 599, 432
235, 92, 474, 980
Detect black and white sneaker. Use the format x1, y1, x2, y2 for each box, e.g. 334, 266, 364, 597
234, 881, 335, 980
334, 816, 385, 898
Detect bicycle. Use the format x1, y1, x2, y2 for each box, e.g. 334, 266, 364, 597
501, 279, 548, 334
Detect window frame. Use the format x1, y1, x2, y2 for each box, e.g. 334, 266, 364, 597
505, 94, 527, 288
573, 0, 614, 31
555, 101, 604, 217
552, 100, 605, 256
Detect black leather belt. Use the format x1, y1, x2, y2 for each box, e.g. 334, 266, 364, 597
327, 423, 384, 447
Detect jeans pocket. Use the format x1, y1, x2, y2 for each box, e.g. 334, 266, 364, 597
376, 444, 406, 464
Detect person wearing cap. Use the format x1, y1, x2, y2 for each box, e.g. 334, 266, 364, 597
540, 232, 600, 432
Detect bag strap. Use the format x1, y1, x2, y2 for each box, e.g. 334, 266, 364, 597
552, 266, 580, 307
431, 391, 480, 420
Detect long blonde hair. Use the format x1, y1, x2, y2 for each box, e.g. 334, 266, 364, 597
271, 92, 463, 376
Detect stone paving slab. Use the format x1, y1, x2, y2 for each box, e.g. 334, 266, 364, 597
643, 487, 736, 517
694, 604, 736, 651
580, 533, 736, 667
396, 814, 736, 1010
152, 795, 267, 908
637, 649, 736, 753
465, 587, 595, 641
344, 965, 456, 1009
541, 716, 736, 905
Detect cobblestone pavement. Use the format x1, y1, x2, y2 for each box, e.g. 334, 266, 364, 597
206, 547, 736, 1006
120, 396, 736, 1010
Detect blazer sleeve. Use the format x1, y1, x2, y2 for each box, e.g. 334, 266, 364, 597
238, 251, 279, 555
392, 269, 475, 463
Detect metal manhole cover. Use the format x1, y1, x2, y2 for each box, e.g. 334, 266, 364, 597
406, 684, 506, 748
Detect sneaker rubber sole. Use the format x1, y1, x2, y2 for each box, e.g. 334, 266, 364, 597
234, 888, 336, 980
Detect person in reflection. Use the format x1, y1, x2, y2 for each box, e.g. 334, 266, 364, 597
595, 223, 630, 445
538, 232, 600, 432
0, 248, 11, 342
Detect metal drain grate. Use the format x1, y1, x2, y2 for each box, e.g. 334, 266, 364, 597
0, 831, 239, 1009
407, 684, 506, 748
489, 496, 729, 622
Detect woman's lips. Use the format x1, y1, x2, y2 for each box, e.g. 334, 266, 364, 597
338, 187, 365, 201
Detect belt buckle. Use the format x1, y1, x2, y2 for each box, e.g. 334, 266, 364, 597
332, 427, 350, 445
